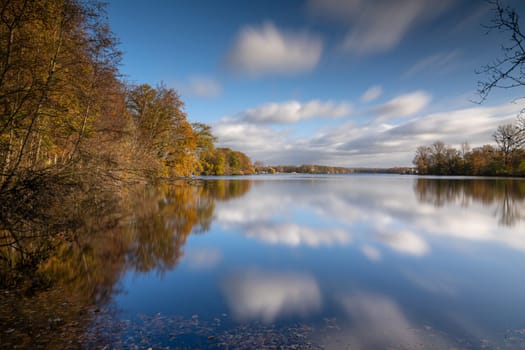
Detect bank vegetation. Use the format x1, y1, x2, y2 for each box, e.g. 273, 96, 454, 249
413, 116, 525, 176
0, 0, 252, 287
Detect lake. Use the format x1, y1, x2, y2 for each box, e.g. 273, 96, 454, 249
68, 175, 525, 348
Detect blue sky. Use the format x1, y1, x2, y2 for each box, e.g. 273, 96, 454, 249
107, 0, 525, 167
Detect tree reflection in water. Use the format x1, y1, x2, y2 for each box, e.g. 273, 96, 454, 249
125, 180, 251, 273
0, 179, 251, 348
414, 178, 525, 226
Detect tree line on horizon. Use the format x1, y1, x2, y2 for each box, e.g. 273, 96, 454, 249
413, 116, 525, 176
252, 163, 415, 175
254, 163, 355, 174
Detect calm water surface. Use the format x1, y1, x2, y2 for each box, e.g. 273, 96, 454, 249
103, 175, 525, 349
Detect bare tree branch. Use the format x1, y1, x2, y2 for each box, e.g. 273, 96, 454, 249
477, 0, 525, 102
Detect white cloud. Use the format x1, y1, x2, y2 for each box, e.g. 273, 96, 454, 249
222, 271, 321, 322
213, 97, 525, 168
241, 100, 352, 124
373, 91, 431, 121
307, 0, 454, 55
245, 223, 351, 247
228, 22, 322, 76
341, 2, 423, 54
178, 76, 222, 98
360, 85, 383, 103
404, 50, 462, 77
387, 102, 522, 146
213, 120, 289, 154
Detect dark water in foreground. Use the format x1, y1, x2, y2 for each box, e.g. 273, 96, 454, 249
7, 175, 525, 349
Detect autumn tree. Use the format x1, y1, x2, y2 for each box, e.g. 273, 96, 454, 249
413, 139, 525, 176
413, 146, 432, 174
0, 0, 123, 192
126, 84, 198, 177
428, 141, 447, 175
192, 122, 217, 175
199, 147, 254, 176
0, 0, 256, 287
0, 0, 129, 270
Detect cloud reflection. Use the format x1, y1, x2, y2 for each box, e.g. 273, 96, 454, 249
214, 177, 525, 256
337, 293, 420, 348
415, 178, 525, 226
360, 244, 382, 262
184, 248, 222, 270
376, 229, 429, 257
322, 292, 454, 350
245, 223, 350, 247
222, 271, 321, 323
401, 270, 458, 297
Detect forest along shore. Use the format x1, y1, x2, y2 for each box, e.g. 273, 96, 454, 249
0, 0, 254, 290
